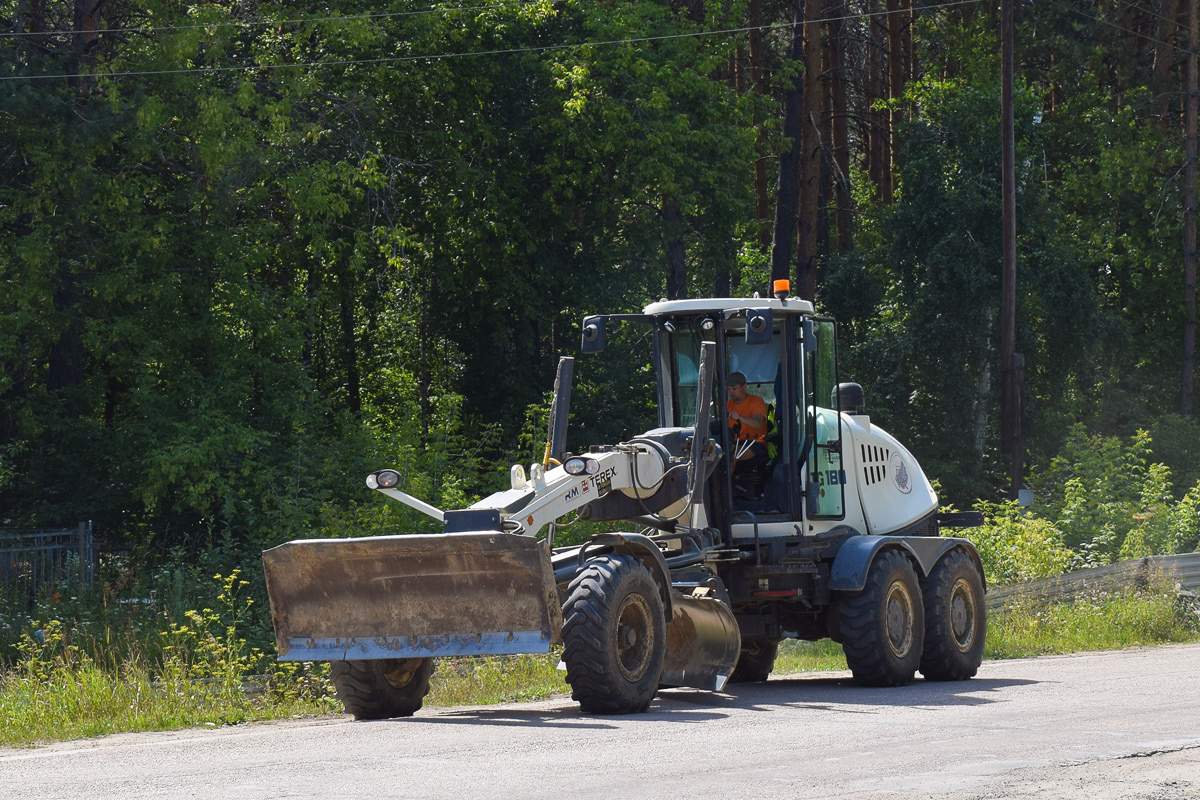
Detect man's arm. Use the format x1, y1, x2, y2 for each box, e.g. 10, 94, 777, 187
730, 399, 766, 432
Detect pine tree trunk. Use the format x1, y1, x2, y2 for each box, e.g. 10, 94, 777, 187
1155, 0, 1182, 123
338, 265, 362, 416
797, 0, 823, 301
1184, 0, 1197, 415
749, 0, 772, 249
663, 200, 688, 300
828, 0, 852, 253
887, 0, 905, 187
867, 0, 888, 201
770, 9, 806, 288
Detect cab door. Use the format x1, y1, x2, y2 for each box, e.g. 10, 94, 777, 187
804, 318, 845, 519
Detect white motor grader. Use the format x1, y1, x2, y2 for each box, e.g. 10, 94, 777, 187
263, 289, 987, 717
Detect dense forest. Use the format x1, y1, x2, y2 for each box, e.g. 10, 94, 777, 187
3, 0, 1200, 562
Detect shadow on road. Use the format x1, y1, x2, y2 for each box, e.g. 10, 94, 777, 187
406, 701, 733, 727
706, 675, 1040, 711
405, 674, 1039, 728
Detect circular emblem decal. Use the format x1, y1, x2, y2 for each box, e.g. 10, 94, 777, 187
890, 453, 912, 494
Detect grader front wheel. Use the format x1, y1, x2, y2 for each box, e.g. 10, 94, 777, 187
331, 657, 434, 720
562, 554, 666, 714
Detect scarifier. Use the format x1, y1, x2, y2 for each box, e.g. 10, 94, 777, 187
263, 286, 987, 717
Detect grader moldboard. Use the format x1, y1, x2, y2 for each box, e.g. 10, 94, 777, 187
262, 290, 987, 718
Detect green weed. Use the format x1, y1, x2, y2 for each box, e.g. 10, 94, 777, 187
0, 570, 337, 748
774, 639, 849, 674
427, 653, 568, 707
985, 584, 1200, 659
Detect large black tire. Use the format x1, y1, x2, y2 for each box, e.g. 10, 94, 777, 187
330, 657, 434, 720
562, 554, 666, 714
919, 548, 987, 681
728, 638, 780, 683
839, 549, 925, 687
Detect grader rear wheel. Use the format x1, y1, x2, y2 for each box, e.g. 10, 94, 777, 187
920, 548, 986, 681
331, 657, 434, 720
838, 549, 924, 687
728, 638, 780, 683
562, 554, 666, 714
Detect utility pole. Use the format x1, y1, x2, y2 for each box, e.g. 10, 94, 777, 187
999, 0, 1022, 497
1184, 0, 1197, 416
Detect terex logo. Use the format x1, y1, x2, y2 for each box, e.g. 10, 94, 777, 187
588, 466, 618, 489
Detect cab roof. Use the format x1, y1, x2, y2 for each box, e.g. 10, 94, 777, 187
642, 296, 816, 317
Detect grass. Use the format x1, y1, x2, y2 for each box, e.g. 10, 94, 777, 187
0, 659, 338, 747
428, 654, 568, 706
2, 585, 1197, 749
985, 584, 1200, 658
774, 638, 849, 673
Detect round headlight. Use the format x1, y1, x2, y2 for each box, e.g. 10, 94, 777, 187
375, 469, 401, 489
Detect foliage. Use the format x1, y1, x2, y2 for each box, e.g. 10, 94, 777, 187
985, 583, 1200, 659
2, 0, 1200, 745
830, 65, 1098, 503
158, 570, 260, 701
962, 501, 1076, 586
0, 0, 1194, 548
1025, 426, 1200, 565
957, 426, 1200, 591
0, 570, 337, 747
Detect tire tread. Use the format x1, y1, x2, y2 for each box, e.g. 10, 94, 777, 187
331, 657, 434, 720
562, 554, 665, 714
838, 549, 924, 687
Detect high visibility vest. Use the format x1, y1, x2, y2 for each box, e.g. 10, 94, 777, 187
766, 404, 778, 460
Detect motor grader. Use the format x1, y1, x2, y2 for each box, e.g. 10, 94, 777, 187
262, 288, 987, 717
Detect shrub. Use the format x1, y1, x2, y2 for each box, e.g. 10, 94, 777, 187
964, 501, 1075, 586
1027, 425, 1200, 563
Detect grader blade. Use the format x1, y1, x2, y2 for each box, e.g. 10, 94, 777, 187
262, 532, 563, 661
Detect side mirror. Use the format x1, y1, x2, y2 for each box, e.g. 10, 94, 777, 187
581, 316, 606, 354
745, 308, 772, 345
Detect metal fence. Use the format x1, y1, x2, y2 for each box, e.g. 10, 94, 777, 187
0, 522, 95, 606
985, 552, 1200, 611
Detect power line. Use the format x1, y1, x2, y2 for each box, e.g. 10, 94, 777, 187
1114, 0, 1186, 36
1053, 0, 1199, 58
0, 0, 985, 84
0, 1, 545, 39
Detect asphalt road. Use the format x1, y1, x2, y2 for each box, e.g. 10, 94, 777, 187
2, 644, 1198, 800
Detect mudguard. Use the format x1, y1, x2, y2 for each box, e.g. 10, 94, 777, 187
829, 535, 986, 593
557, 532, 674, 613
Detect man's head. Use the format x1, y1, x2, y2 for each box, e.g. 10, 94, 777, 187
726, 371, 748, 402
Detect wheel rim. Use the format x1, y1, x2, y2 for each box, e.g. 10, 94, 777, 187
884, 580, 915, 658
615, 593, 655, 682
382, 659, 420, 689
949, 578, 978, 653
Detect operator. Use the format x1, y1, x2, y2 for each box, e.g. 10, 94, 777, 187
726, 371, 769, 470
